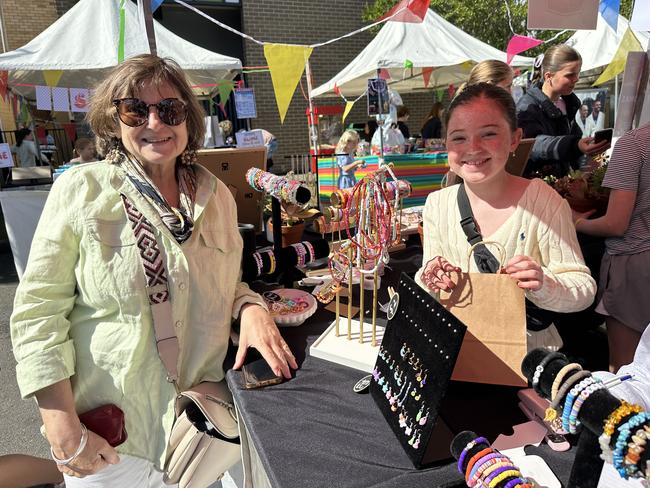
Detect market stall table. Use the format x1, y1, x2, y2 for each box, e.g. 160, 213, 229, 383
226, 246, 577, 488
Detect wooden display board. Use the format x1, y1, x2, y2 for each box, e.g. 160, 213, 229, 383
197, 147, 266, 231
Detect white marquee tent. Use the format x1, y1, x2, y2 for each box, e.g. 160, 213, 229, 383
0, 0, 242, 97
566, 12, 650, 75
312, 8, 533, 98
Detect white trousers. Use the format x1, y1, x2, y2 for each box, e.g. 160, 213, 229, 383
63, 455, 243, 488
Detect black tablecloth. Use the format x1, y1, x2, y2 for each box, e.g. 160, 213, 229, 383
226, 245, 577, 488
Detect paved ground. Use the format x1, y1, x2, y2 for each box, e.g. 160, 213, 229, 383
0, 241, 50, 459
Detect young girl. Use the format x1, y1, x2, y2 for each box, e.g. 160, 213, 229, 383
416, 83, 596, 349
335, 130, 365, 189
69, 138, 97, 164
516, 45, 609, 178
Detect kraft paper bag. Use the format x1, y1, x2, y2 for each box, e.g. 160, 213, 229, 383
437, 243, 527, 386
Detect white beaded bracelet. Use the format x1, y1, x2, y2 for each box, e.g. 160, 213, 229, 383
50, 423, 88, 466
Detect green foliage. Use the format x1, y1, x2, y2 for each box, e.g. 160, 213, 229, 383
362, 0, 636, 55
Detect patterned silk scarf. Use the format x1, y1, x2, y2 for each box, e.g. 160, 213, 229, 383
120, 152, 197, 244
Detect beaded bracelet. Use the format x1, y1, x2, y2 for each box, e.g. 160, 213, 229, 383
568, 382, 605, 434
599, 401, 644, 462
469, 457, 513, 487
304, 241, 315, 263
291, 243, 307, 266
551, 363, 583, 400
458, 436, 489, 473
532, 352, 567, 395
469, 452, 504, 481
465, 447, 494, 479
267, 250, 276, 274
623, 425, 650, 478
482, 464, 518, 486
545, 369, 591, 423
561, 376, 598, 432
612, 412, 650, 479
504, 478, 530, 488
488, 470, 522, 488
50, 423, 88, 466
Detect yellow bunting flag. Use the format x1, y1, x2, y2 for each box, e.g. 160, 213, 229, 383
43, 70, 63, 87
342, 101, 355, 124
594, 28, 643, 86
264, 44, 313, 124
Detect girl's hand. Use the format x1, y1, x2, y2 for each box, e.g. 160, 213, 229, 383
234, 304, 298, 378
421, 256, 460, 292
504, 255, 543, 291
578, 137, 610, 156
51, 428, 120, 478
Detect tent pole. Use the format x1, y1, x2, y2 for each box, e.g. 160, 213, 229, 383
305, 59, 319, 173
141, 0, 157, 56
614, 73, 619, 124
376, 68, 385, 161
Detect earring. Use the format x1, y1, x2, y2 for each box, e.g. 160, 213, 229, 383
419, 409, 429, 426
511, 151, 516, 157
413, 433, 421, 449
180, 148, 197, 166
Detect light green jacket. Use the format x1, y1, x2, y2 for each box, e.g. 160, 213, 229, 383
11, 161, 264, 467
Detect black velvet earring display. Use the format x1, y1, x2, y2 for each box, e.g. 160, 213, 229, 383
370, 272, 467, 468
521, 348, 650, 488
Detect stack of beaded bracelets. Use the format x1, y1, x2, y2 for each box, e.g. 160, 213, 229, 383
599, 401, 650, 481
252, 249, 276, 277
289, 241, 315, 266
458, 437, 532, 488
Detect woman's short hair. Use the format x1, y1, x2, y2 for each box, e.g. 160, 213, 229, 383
335, 129, 360, 154
445, 82, 517, 132
87, 54, 205, 156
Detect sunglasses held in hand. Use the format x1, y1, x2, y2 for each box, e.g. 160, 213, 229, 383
112, 98, 188, 127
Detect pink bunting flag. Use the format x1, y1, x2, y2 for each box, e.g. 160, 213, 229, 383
333, 84, 342, 96
379, 69, 391, 80
506, 35, 543, 65
380, 0, 430, 23
422, 67, 433, 88
0, 71, 7, 102
447, 84, 455, 99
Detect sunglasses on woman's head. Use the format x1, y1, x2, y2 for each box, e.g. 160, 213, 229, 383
112, 98, 188, 127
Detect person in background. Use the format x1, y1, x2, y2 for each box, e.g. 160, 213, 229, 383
219, 119, 234, 145
335, 129, 364, 189
12, 128, 49, 167
69, 138, 97, 164
362, 119, 378, 144
261, 128, 278, 171
10, 54, 296, 486
396, 105, 411, 139
575, 104, 595, 137
420, 102, 443, 140
457, 59, 514, 94
416, 83, 596, 351
590, 99, 605, 134
574, 123, 650, 371
516, 45, 609, 178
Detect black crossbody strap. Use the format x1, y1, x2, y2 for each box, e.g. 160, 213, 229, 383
456, 184, 500, 274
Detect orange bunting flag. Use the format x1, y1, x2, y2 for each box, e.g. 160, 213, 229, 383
380, 0, 430, 23
379, 68, 391, 80
422, 67, 433, 88
264, 43, 314, 124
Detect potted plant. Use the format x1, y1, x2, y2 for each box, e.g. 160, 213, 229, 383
544, 161, 610, 216
265, 200, 319, 247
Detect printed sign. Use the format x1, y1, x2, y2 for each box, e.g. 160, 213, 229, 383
35, 85, 52, 111
234, 88, 257, 119
367, 78, 389, 117
52, 87, 70, 112
527, 0, 599, 29
70, 88, 90, 112
235, 129, 265, 148
0, 143, 15, 168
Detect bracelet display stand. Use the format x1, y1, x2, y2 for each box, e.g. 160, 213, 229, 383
370, 272, 467, 467
521, 349, 650, 488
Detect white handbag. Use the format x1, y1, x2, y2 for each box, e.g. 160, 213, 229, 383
122, 195, 242, 488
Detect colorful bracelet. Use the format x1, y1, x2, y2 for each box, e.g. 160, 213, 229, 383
488, 470, 522, 488
545, 369, 591, 423
267, 250, 276, 274
252, 251, 263, 277
504, 478, 530, 488
304, 241, 315, 263
612, 413, 650, 479
623, 425, 650, 478
551, 363, 583, 399
532, 352, 567, 395
599, 401, 644, 462
457, 437, 489, 474
561, 376, 598, 432
469, 452, 504, 481
568, 381, 604, 434
465, 448, 494, 479
469, 457, 512, 487
482, 464, 518, 486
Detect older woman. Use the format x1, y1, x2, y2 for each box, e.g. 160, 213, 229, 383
10, 54, 296, 485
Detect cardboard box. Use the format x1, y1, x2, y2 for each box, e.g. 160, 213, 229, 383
196, 147, 266, 231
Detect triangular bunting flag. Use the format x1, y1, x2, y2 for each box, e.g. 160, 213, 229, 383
218, 81, 234, 107
447, 84, 455, 99
506, 35, 543, 65
436, 88, 444, 102
264, 43, 313, 124
151, 0, 164, 12
0, 71, 7, 102
342, 101, 355, 124
43, 70, 63, 87
333, 84, 342, 96
422, 67, 433, 88
404, 59, 414, 69
594, 28, 643, 85
379, 68, 391, 80
380, 0, 430, 23
599, 0, 620, 32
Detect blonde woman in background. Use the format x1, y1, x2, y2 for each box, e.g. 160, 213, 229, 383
456, 60, 514, 95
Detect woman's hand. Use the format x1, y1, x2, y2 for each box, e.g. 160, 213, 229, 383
571, 208, 596, 227
504, 255, 544, 291
578, 137, 610, 156
421, 256, 460, 292
234, 304, 298, 378
51, 428, 119, 478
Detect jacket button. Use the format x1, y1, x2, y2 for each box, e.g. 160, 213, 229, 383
175, 321, 183, 328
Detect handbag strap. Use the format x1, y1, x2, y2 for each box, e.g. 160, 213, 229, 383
456, 184, 500, 274
122, 194, 179, 384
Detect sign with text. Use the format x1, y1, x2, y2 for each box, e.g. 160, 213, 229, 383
0, 143, 15, 168
527, 0, 598, 29
235, 129, 265, 148
234, 88, 257, 119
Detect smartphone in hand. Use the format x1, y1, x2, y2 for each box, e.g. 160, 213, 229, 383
593, 128, 613, 144
242, 358, 283, 389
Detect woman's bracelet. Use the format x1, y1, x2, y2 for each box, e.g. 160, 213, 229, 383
50, 423, 88, 466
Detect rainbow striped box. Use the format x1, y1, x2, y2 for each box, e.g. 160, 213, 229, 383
317, 152, 449, 208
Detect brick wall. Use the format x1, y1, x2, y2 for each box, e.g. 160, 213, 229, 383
2, 0, 59, 50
